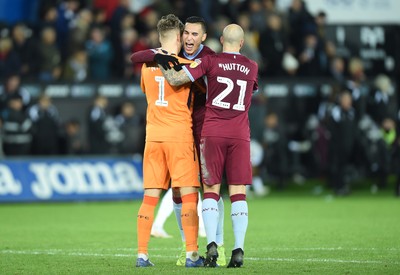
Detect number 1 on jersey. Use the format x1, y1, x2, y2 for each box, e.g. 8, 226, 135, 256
155, 76, 168, 106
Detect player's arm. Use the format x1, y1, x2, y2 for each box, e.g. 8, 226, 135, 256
130, 49, 157, 64
160, 66, 191, 86
157, 56, 208, 86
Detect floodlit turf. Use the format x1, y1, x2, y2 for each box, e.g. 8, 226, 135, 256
1, 187, 399, 274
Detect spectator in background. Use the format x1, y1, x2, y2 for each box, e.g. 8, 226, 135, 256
345, 57, 369, 120
248, 0, 267, 33
37, 27, 62, 82
116, 28, 139, 79
85, 26, 113, 80
262, 0, 289, 34
68, 8, 93, 56
262, 112, 289, 190
28, 94, 60, 155
112, 14, 137, 78
315, 11, 327, 42
37, 5, 58, 32
0, 37, 21, 79
237, 13, 262, 69
258, 13, 287, 76
59, 118, 85, 155
1, 94, 32, 156
374, 118, 397, 191
109, 0, 131, 36
115, 101, 145, 155
87, 95, 110, 154
222, 0, 246, 23
11, 23, 39, 79
327, 91, 358, 195
87, 95, 123, 154
56, 0, 81, 61
314, 85, 340, 177
110, 7, 136, 77
328, 56, 346, 86
0, 74, 31, 111
314, 11, 330, 73
297, 33, 322, 77
287, 0, 316, 56
92, 7, 108, 29
92, 0, 119, 22
136, 8, 159, 35
62, 49, 88, 82
368, 74, 397, 126
210, 15, 230, 40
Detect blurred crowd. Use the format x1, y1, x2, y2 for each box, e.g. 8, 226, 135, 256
0, 0, 390, 81
0, 0, 399, 195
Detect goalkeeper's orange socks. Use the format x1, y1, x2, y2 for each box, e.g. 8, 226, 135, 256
181, 193, 199, 252
137, 195, 159, 255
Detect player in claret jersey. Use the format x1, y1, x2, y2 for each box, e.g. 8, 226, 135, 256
156, 24, 258, 268
131, 16, 227, 267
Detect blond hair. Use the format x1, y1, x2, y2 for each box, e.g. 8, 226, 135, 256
156, 14, 184, 39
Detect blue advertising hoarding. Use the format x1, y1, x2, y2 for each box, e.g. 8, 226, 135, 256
0, 156, 144, 202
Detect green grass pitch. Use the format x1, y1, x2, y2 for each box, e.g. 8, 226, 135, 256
1, 189, 399, 274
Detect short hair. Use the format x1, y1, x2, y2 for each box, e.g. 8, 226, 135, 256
185, 16, 207, 33
157, 14, 184, 36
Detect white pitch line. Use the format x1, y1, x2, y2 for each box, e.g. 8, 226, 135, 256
102, 247, 400, 252
1, 250, 399, 265
255, 247, 400, 252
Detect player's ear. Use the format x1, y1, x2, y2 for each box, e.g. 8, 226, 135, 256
220, 36, 223, 45
239, 39, 244, 49
201, 32, 207, 42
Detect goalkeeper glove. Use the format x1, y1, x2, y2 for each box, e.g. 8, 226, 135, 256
153, 54, 180, 70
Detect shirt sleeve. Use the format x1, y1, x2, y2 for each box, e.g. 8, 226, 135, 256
182, 57, 209, 82
130, 49, 158, 64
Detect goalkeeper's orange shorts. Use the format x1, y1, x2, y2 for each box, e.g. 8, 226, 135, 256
143, 141, 200, 189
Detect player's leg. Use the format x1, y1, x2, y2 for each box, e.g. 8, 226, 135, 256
194, 134, 207, 238
202, 184, 221, 267
200, 136, 227, 267
180, 186, 203, 266
151, 188, 173, 238
225, 139, 252, 268
136, 188, 162, 267
168, 142, 203, 267
172, 188, 187, 266
227, 186, 247, 268
216, 196, 226, 266
197, 192, 206, 237
136, 142, 169, 267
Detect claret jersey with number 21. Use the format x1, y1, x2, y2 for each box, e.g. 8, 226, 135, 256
183, 52, 258, 141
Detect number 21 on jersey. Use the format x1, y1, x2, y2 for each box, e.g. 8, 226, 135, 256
212, 76, 246, 111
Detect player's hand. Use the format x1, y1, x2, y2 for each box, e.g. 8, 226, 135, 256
153, 54, 180, 70
173, 63, 183, 71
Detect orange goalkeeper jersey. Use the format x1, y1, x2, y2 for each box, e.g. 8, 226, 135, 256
141, 56, 194, 142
